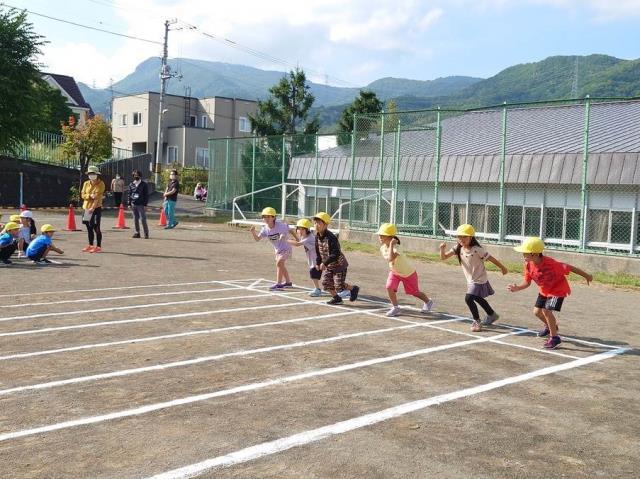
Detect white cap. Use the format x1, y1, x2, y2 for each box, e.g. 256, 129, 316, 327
19, 210, 33, 219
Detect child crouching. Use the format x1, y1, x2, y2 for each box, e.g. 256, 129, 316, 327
26, 224, 64, 264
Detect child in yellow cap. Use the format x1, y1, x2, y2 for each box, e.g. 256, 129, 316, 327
288, 218, 323, 296
0, 222, 21, 265
508, 237, 592, 349
26, 224, 64, 264
440, 224, 508, 332
378, 223, 433, 316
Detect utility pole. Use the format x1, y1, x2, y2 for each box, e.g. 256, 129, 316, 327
154, 19, 178, 185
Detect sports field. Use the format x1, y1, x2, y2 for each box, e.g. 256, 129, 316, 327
0, 213, 638, 478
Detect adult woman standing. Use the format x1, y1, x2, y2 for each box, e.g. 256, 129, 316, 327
81, 165, 106, 253
110, 173, 125, 206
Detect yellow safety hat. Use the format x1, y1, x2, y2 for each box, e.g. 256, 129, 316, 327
9, 214, 21, 222
312, 212, 331, 225
514, 236, 545, 254
377, 223, 398, 236
41, 224, 56, 233
3, 222, 20, 231
296, 218, 312, 230
455, 224, 476, 237
261, 207, 277, 217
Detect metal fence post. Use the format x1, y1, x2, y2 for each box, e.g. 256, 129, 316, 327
251, 137, 256, 212
224, 137, 230, 209
19, 172, 24, 207
391, 120, 401, 224
498, 103, 507, 241
432, 107, 441, 236
377, 112, 385, 227
349, 113, 357, 227
579, 96, 591, 251
314, 134, 319, 214
281, 135, 286, 219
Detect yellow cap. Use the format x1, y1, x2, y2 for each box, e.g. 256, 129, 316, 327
9, 214, 21, 222
455, 224, 475, 237
296, 218, 312, 230
261, 207, 277, 217
514, 236, 545, 254
41, 224, 56, 233
377, 223, 398, 236
313, 212, 331, 225
3, 222, 20, 231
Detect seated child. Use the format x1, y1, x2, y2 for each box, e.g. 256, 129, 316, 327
26, 224, 64, 264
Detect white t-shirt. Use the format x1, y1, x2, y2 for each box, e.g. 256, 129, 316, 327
449, 245, 490, 284
299, 233, 316, 268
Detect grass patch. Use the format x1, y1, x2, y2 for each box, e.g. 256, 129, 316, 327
342, 240, 640, 290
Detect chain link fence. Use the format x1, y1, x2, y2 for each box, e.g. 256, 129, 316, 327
207, 97, 640, 256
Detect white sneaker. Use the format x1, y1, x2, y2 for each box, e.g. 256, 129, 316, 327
386, 306, 401, 317
471, 320, 482, 332
338, 290, 350, 299
421, 299, 434, 313
308, 288, 322, 297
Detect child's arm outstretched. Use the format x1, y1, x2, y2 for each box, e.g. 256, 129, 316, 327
507, 279, 531, 292
487, 255, 508, 275
568, 264, 593, 285
439, 242, 455, 260
249, 226, 261, 242
50, 244, 64, 255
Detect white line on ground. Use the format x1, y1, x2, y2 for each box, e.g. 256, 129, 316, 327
0, 328, 527, 443
0, 279, 260, 299
0, 302, 310, 361
146, 347, 629, 479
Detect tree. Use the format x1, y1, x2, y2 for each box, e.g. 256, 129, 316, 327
61, 115, 112, 186
249, 68, 319, 136
34, 82, 73, 133
336, 90, 383, 145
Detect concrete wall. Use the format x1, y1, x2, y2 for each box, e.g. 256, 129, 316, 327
0, 156, 78, 207
340, 228, 640, 276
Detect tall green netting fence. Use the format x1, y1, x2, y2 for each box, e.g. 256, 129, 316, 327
207, 97, 640, 256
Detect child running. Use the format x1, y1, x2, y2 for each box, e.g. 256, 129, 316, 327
507, 236, 592, 349
378, 223, 433, 317
288, 218, 323, 297
250, 207, 296, 290
440, 224, 507, 332
26, 224, 64, 264
313, 212, 359, 305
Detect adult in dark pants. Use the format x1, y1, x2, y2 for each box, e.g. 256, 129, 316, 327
163, 169, 180, 229
81, 165, 105, 253
111, 174, 125, 206
128, 170, 150, 239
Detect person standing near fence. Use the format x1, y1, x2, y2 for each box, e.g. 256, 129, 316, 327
111, 174, 125, 206
128, 170, 149, 239
163, 169, 179, 229
81, 165, 105, 253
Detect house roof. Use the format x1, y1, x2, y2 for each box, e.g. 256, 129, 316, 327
289, 100, 640, 185
43, 73, 93, 111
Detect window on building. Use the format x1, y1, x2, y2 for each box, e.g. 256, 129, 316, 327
545, 207, 564, 239
195, 148, 209, 168
468, 204, 486, 233
167, 146, 178, 164
420, 202, 434, 227
438, 203, 451, 231
239, 116, 251, 133
406, 201, 421, 226
565, 209, 581, 240
132, 112, 142, 126
524, 207, 541, 236
189, 115, 197, 127
588, 209, 609, 243
201, 115, 208, 128
506, 205, 523, 236
610, 211, 632, 244
395, 200, 405, 224
453, 204, 467, 228
119, 114, 127, 126
486, 205, 500, 234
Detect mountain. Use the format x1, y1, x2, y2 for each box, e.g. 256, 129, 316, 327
79, 54, 640, 128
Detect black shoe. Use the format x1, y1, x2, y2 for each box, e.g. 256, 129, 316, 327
1, 259, 12, 265
144, 235, 149, 239
132, 233, 141, 238
349, 285, 360, 302
327, 296, 343, 305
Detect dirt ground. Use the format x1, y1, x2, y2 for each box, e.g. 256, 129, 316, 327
0, 210, 638, 479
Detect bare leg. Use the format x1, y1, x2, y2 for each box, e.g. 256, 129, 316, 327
413, 291, 430, 303
533, 307, 547, 325
542, 309, 559, 336
312, 278, 321, 289
387, 288, 399, 306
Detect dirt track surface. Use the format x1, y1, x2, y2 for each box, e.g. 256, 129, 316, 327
0, 213, 638, 479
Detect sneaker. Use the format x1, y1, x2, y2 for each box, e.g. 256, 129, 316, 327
269, 283, 284, 290
82, 245, 94, 252
132, 233, 141, 238
349, 285, 360, 302
386, 306, 401, 317
338, 290, 351, 299
544, 336, 562, 349
17, 252, 25, 259
34, 258, 52, 265
91, 247, 102, 253
282, 282, 293, 288
537, 325, 558, 337
482, 312, 500, 326
471, 320, 482, 332
421, 299, 434, 313
144, 235, 149, 239
308, 288, 322, 297
1, 259, 12, 265
327, 296, 343, 305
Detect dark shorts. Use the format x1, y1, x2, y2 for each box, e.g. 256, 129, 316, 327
535, 294, 564, 311
309, 267, 322, 280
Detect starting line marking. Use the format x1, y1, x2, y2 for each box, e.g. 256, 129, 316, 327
0, 328, 528, 443
146, 347, 629, 479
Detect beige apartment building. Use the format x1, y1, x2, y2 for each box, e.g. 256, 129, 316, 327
111, 92, 257, 168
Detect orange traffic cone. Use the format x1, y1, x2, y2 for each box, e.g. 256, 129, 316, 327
113, 203, 129, 229
158, 207, 167, 227
63, 204, 81, 231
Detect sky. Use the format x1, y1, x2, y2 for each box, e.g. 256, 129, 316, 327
7, 0, 640, 89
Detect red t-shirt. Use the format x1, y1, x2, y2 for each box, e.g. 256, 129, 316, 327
524, 256, 571, 297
